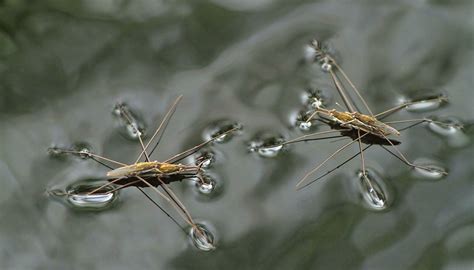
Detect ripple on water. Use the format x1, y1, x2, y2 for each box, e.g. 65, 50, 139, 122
189, 223, 216, 252
202, 119, 242, 143
48, 179, 119, 210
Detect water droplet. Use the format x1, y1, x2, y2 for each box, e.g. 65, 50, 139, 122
413, 160, 447, 180
404, 94, 447, 112
249, 134, 285, 158
428, 117, 469, 148
49, 180, 119, 210
113, 103, 146, 140
189, 223, 215, 251
203, 120, 242, 143
356, 169, 390, 211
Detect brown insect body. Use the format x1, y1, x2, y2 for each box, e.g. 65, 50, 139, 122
318, 108, 400, 138
106, 161, 184, 178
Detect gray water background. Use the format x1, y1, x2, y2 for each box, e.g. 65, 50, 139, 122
0, 1, 473, 270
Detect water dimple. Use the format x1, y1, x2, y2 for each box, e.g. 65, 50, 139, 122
189, 223, 216, 252
47, 143, 93, 160
404, 94, 448, 112
320, 60, 332, 72
428, 117, 469, 147
195, 174, 217, 195
292, 110, 317, 131
412, 160, 447, 180
48, 180, 119, 210
113, 102, 147, 140
300, 88, 332, 109
248, 134, 285, 158
73, 142, 93, 159
356, 169, 390, 211
203, 120, 242, 143
193, 149, 216, 168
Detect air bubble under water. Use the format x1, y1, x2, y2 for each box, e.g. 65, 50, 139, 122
48, 180, 119, 210
189, 223, 216, 251
356, 169, 390, 211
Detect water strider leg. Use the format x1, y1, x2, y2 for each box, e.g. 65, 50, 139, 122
379, 134, 448, 175
282, 129, 351, 146
164, 126, 240, 164
50, 148, 126, 167
356, 130, 378, 196
329, 57, 374, 116
375, 96, 447, 120
136, 175, 210, 244
135, 187, 187, 234
295, 133, 369, 189
136, 95, 183, 163
118, 105, 151, 162
329, 68, 356, 113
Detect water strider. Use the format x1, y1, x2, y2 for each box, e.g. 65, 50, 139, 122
270, 40, 450, 200
48, 95, 240, 251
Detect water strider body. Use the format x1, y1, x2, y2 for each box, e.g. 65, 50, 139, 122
107, 161, 200, 178
314, 107, 400, 138
49, 95, 239, 251
284, 39, 449, 191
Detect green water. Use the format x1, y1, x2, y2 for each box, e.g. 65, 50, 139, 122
1, 1, 473, 270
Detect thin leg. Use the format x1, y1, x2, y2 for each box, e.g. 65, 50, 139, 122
135, 175, 193, 227
51, 148, 126, 167
379, 134, 448, 175
375, 95, 447, 119
135, 187, 187, 234
298, 144, 373, 190
164, 126, 240, 164
135, 95, 183, 163
295, 133, 369, 189
87, 176, 127, 195
329, 69, 356, 113
282, 129, 351, 146
356, 130, 377, 195
119, 108, 151, 162
330, 57, 374, 116
136, 175, 209, 242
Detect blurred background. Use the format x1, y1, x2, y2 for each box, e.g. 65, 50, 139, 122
0, 1, 473, 269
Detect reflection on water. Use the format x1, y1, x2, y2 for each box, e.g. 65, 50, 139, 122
0, 1, 473, 270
